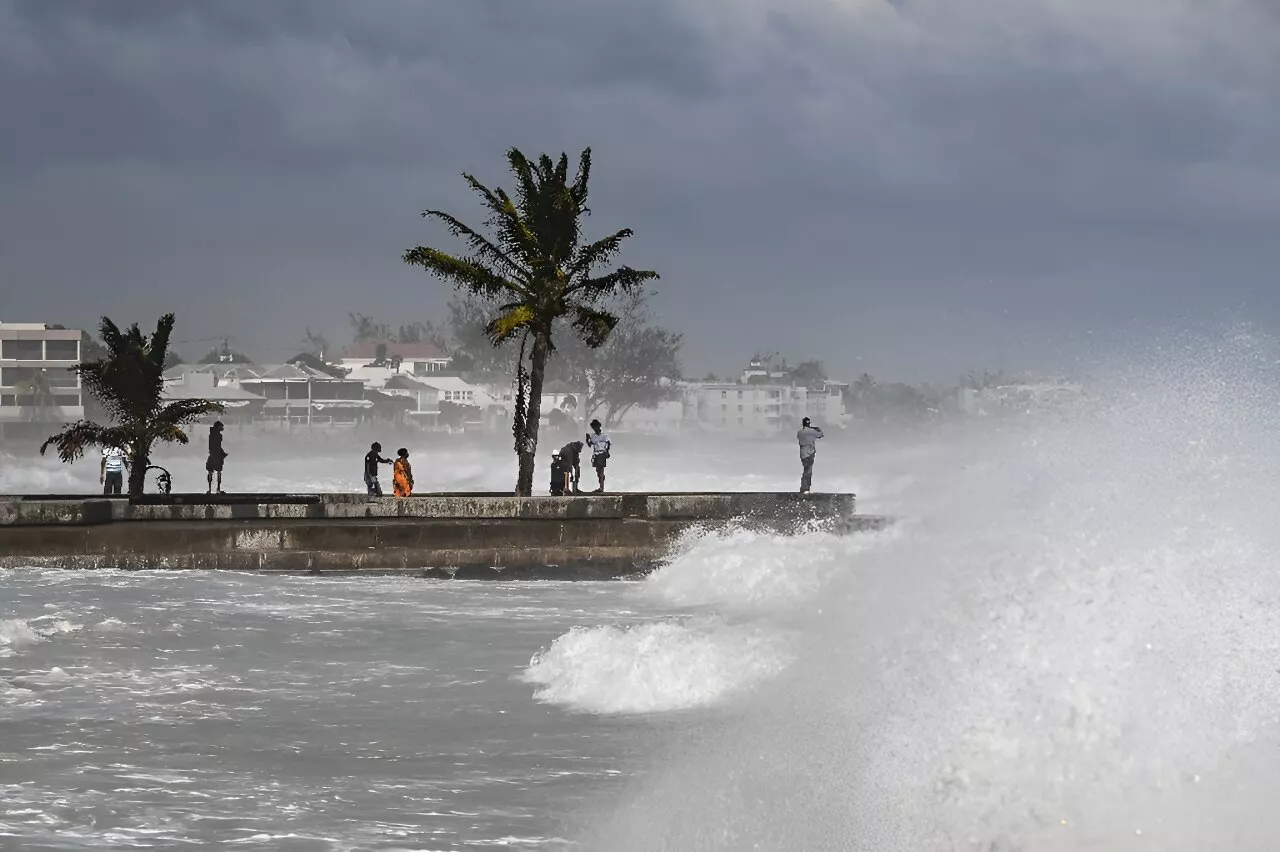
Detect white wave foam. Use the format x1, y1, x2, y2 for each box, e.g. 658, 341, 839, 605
0, 619, 42, 656
522, 620, 791, 714
649, 523, 895, 611
92, 618, 129, 633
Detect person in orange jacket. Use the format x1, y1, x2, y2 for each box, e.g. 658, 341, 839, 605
392, 447, 415, 497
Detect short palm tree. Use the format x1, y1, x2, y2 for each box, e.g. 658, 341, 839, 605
41, 314, 223, 496
404, 147, 658, 495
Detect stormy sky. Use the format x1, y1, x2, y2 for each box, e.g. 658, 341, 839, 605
2, 0, 1278, 382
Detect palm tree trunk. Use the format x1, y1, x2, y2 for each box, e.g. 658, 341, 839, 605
516, 332, 549, 496
128, 443, 149, 497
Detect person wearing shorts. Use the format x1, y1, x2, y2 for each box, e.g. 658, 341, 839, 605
585, 419, 611, 493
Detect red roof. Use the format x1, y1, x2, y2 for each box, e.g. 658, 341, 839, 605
340, 341, 449, 361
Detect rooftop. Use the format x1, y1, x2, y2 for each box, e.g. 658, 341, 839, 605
339, 341, 449, 362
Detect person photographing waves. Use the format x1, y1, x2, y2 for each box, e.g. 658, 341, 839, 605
797, 416, 824, 493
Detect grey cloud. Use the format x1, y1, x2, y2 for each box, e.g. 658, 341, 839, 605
1, 0, 1278, 380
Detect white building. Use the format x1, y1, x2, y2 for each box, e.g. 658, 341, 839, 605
338, 341, 451, 389
679, 374, 849, 435
0, 322, 84, 426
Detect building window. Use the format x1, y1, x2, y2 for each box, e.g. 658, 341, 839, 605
737, 417, 743, 424
720, 390, 727, 398
737, 390, 743, 398
44, 340, 80, 361
0, 366, 36, 386
2, 340, 43, 360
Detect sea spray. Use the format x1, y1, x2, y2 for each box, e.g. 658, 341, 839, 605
522, 619, 792, 715
581, 331, 1280, 850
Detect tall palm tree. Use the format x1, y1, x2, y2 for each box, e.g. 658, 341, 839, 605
404, 147, 658, 495
41, 314, 223, 496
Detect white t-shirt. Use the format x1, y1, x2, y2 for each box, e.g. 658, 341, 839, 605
102, 447, 127, 473
586, 431, 611, 458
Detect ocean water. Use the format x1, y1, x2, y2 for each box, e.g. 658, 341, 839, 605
4, 338, 1280, 849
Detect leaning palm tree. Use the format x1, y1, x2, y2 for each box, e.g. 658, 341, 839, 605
41, 314, 223, 496
404, 147, 658, 495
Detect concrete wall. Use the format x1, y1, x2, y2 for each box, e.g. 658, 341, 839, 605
0, 492, 883, 578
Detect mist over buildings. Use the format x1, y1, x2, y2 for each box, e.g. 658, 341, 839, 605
2, 0, 1279, 383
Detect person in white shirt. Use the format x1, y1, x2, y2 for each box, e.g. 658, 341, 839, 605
100, 445, 129, 495
796, 417, 824, 493
585, 419, 611, 493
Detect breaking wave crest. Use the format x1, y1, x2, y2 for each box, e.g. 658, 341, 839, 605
0, 618, 43, 657
521, 620, 792, 715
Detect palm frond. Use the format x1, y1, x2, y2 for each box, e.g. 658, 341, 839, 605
569, 305, 619, 349
148, 314, 177, 371
40, 421, 131, 464
567, 228, 634, 280
571, 266, 660, 302
570, 148, 592, 210
421, 209, 530, 284
486, 305, 537, 345
507, 148, 540, 215
402, 246, 521, 300
97, 317, 125, 357
154, 399, 224, 428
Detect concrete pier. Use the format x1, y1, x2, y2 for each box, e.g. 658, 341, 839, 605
0, 492, 886, 579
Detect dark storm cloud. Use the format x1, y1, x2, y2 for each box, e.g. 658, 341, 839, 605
2, 0, 1278, 377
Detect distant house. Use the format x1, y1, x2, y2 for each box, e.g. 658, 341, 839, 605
238, 364, 371, 424
162, 370, 266, 422
339, 341, 451, 389
382, 374, 442, 423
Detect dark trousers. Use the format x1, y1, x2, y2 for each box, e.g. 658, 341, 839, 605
103, 471, 123, 495
365, 474, 382, 497
800, 455, 815, 493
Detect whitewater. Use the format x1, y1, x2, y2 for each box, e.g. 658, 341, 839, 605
3, 335, 1280, 849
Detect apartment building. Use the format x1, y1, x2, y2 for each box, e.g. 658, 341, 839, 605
0, 322, 84, 426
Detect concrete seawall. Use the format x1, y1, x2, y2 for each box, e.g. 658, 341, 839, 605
0, 492, 886, 579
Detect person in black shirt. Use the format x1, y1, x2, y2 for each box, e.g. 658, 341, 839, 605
206, 421, 228, 494
558, 440, 584, 493
364, 442, 393, 496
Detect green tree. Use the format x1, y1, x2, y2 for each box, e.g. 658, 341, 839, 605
299, 327, 332, 359
446, 295, 514, 374
403, 147, 658, 494
41, 314, 224, 496
547, 289, 683, 427
789, 359, 827, 387
348, 313, 392, 343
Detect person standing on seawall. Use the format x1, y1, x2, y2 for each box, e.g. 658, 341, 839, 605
392, 448, 414, 497
206, 421, 229, 494
797, 416, 824, 493
585, 419, 611, 493
100, 444, 128, 495
364, 442, 393, 497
